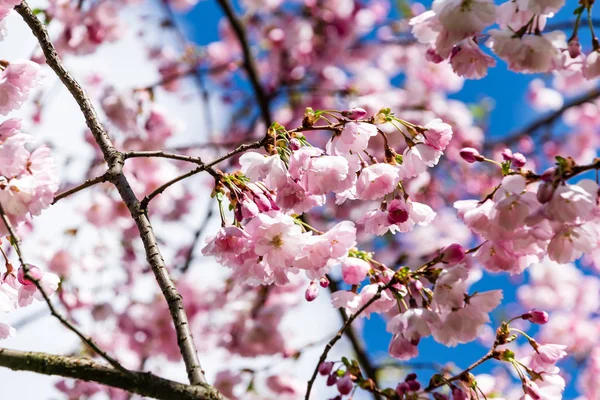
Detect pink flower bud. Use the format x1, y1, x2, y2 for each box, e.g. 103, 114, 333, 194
541, 167, 557, 182
305, 281, 319, 302
426, 47, 444, 63
319, 362, 334, 376
319, 277, 329, 288
536, 182, 554, 204
17, 265, 43, 286
326, 373, 337, 386
452, 387, 468, 400
253, 194, 271, 212
460, 147, 483, 163
337, 375, 353, 395
512, 152, 527, 168
523, 379, 541, 400
343, 107, 368, 120
568, 37, 581, 58
405, 373, 417, 382
407, 380, 421, 391
289, 138, 301, 150
525, 310, 549, 324
440, 243, 466, 264
396, 382, 410, 396
501, 148, 513, 161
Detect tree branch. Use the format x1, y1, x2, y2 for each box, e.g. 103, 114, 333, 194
327, 278, 382, 400
305, 280, 395, 400
15, 0, 209, 386
486, 86, 600, 149
0, 348, 224, 400
215, 0, 272, 126
52, 173, 109, 204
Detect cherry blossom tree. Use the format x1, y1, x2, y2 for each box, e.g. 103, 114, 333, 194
0, 0, 599, 399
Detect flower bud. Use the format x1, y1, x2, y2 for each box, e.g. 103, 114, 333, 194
396, 382, 410, 396
319, 362, 334, 376
440, 243, 466, 264
460, 147, 483, 163
452, 387, 468, 400
536, 182, 554, 204
501, 148, 513, 161
541, 167, 557, 182
289, 138, 301, 150
525, 310, 549, 324
18, 265, 43, 286
253, 194, 271, 212
405, 373, 417, 382
342, 107, 367, 120
305, 281, 319, 302
523, 379, 541, 400
407, 380, 421, 391
326, 373, 337, 386
337, 375, 353, 395
319, 277, 330, 288
512, 152, 527, 168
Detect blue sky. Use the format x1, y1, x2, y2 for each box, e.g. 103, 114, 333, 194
173, 2, 596, 396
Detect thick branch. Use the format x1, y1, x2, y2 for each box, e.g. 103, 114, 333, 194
0, 348, 223, 400
16, 1, 207, 386
486, 87, 600, 149
215, 0, 272, 126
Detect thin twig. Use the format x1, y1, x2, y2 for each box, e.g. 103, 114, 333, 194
305, 280, 395, 400
215, 0, 272, 126
52, 173, 109, 204
0, 203, 129, 373
327, 278, 382, 400
140, 137, 266, 208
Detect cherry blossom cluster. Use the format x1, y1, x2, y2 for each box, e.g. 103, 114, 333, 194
411, 0, 600, 79
0, 41, 61, 341
457, 150, 600, 272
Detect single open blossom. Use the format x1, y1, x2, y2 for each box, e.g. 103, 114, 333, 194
0, 60, 41, 115
583, 50, 600, 80
245, 211, 305, 271
433, 0, 496, 43
516, 0, 565, 15
450, 38, 496, 79
16, 265, 60, 307
303, 155, 351, 195
327, 122, 378, 155
239, 152, 288, 190
341, 257, 371, 285
423, 118, 453, 151
487, 29, 560, 73
356, 163, 400, 200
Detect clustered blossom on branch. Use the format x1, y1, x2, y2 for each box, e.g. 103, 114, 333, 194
411, 0, 600, 79
0, 56, 60, 339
